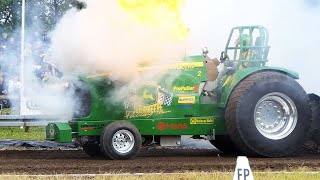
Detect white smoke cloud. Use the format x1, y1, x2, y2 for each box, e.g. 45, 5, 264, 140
46, 0, 320, 115
50, 0, 187, 82
183, 0, 320, 95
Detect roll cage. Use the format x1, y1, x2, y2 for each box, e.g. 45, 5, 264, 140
223, 26, 271, 69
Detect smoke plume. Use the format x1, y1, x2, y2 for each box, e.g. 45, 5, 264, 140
50, 0, 188, 82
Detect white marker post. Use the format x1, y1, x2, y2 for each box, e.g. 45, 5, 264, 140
19, 0, 26, 115
233, 156, 254, 180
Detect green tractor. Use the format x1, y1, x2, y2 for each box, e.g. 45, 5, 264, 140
46, 26, 312, 159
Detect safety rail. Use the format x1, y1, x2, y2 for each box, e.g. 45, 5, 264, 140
0, 115, 71, 127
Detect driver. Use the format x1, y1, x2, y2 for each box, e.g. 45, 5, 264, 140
235, 34, 254, 69
200, 47, 221, 102
202, 47, 220, 81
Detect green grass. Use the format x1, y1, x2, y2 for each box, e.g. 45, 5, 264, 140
0, 127, 46, 140
1, 172, 320, 180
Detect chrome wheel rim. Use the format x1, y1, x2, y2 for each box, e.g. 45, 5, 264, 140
112, 130, 135, 154
254, 92, 298, 140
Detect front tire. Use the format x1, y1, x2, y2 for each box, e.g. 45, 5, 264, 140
225, 71, 311, 157
100, 121, 141, 160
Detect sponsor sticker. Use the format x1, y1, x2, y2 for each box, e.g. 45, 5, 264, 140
157, 122, 188, 131
139, 62, 204, 71
80, 124, 105, 130
125, 103, 170, 119
190, 118, 214, 124
178, 96, 195, 104
123, 83, 173, 119
168, 62, 204, 70
173, 85, 198, 92
178, 105, 193, 109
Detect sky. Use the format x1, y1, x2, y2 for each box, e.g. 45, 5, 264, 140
182, 0, 320, 95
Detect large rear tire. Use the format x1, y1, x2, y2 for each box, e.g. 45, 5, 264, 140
309, 94, 320, 143
304, 94, 320, 152
100, 121, 141, 160
225, 71, 311, 157
82, 143, 102, 157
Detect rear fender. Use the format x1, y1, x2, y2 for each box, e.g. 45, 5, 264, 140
219, 67, 299, 106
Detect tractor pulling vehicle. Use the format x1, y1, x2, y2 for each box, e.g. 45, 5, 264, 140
46, 26, 314, 160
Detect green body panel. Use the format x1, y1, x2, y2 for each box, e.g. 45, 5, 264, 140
46, 123, 72, 143
76, 116, 224, 136
46, 26, 300, 144
72, 56, 226, 138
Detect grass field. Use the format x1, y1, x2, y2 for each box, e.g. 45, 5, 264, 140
0, 127, 46, 140
1, 172, 320, 180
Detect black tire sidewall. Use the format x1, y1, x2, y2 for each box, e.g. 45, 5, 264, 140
82, 144, 102, 157
100, 121, 141, 160
309, 98, 320, 144
210, 135, 238, 153
236, 76, 310, 157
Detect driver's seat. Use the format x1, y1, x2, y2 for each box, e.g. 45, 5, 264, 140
249, 36, 264, 67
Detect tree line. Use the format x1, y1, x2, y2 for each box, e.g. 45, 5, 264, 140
0, 0, 85, 34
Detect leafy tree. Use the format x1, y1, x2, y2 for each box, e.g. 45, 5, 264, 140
0, 0, 84, 34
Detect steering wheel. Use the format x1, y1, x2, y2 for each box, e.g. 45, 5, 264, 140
220, 51, 229, 62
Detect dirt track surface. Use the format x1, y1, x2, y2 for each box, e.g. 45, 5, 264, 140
0, 149, 320, 174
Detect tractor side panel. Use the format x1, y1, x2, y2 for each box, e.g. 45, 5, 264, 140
77, 58, 212, 122
76, 112, 226, 136
72, 56, 228, 137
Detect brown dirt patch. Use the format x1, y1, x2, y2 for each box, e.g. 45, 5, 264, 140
0, 149, 320, 174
